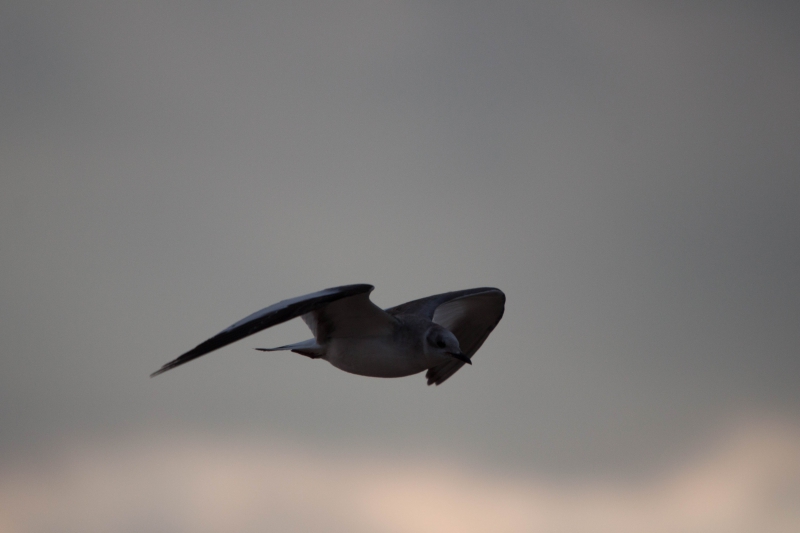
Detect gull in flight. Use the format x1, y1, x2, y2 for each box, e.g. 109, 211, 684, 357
151, 284, 505, 385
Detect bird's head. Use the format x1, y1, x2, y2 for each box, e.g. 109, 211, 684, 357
425, 325, 471, 365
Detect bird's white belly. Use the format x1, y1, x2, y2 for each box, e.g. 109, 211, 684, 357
322, 337, 435, 378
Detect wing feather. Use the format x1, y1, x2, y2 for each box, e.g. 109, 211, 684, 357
385, 287, 501, 319
306, 293, 396, 341
424, 289, 505, 385
150, 284, 374, 377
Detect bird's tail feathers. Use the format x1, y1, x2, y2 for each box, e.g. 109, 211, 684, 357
255, 338, 323, 359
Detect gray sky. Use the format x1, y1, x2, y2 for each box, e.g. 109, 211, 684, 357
1, 0, 799, 512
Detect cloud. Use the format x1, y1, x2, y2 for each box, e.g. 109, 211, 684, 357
1, 417, 798, 533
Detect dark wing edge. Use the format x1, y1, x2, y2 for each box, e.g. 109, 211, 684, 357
423, 288, 505, 386
150, 284, 374, 377
385, 287, 501, 319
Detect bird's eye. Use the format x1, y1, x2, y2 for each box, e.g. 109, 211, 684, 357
436, 339, 446, 349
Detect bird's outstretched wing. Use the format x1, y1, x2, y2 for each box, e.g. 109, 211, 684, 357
302, 290, 397, 342
388, 288, 505, 385
150, 284, 377, 377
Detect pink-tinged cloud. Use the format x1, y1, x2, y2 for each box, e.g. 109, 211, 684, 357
1, 418, 798, 533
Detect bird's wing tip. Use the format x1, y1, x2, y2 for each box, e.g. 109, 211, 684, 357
149, 361, 178, 378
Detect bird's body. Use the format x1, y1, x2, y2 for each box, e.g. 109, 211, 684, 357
325, 334, 427, 378
323, 314, 448, 378
151, 284, 505, 386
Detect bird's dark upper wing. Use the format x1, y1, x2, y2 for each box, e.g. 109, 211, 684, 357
303, 291, 397, 342
150, 284, 374, 377
387, 288, 505, 386
385, 287, 502, 319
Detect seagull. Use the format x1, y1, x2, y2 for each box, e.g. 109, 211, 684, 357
151, 284, 505, 385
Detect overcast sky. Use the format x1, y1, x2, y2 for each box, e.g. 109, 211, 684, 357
1, 2, 799, 530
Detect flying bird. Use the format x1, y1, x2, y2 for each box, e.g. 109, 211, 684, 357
151, 284, 505, 385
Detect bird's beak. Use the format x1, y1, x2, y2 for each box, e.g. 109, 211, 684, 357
448, 352, 472, 365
